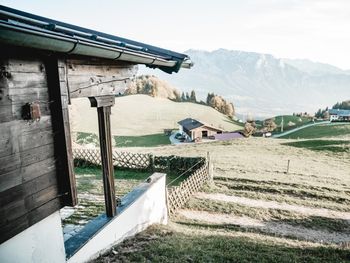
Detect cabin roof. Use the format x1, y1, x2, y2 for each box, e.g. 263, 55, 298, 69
329, 109, 350, 116
178, 118, 224, 131
0, 5, 193, 74
178, 118, 204, 130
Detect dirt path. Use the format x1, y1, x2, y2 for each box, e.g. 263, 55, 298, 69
196, 192, 350, 221
179, 210, 350, 244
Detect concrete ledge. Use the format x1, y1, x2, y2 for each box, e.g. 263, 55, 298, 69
67, 173, 167, 263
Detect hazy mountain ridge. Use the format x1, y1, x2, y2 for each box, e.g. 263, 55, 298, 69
140, 49, 350, 118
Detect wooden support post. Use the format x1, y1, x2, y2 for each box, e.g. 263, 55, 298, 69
45, 57, 78, 206
89, 96, 116, 217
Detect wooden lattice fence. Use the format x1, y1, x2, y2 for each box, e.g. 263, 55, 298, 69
73, 148, 152, 170
167, 162, 209, 214
73, 147, 211, 214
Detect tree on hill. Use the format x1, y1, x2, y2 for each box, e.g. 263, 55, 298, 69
323, 110, 330, 120
126, 75, 180, 100
208, 95, 235, 118
315, 109, 322, 118
181, 92, 186, 102
242, 121, 256, 137
174, 91, 181, 102
185, 92, 190, 101
263, 118, 277, 132
223, 102, 235, 118
190, 90, 197, 102
206, 93, 215, 105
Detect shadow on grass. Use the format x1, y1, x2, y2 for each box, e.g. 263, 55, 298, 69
282, 140, 350, 153
184, 198, 350, 233
280, 216, 350, 233
95, 224, 350, 263
114, 133, 171, 147
215, 181, 350, 205
214, 176, 343, 193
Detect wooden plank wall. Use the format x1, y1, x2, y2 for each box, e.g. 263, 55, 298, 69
62, 58, 137, 99
0, 56, 64, 243
0, 52, 137, 244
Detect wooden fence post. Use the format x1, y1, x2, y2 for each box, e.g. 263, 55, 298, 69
149, 154, 155, 172
207, 152, 214, 182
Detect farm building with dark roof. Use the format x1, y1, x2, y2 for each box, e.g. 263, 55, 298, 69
178, 118, 224, 141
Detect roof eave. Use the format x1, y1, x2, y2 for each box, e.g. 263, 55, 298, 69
0, 5, 193, 73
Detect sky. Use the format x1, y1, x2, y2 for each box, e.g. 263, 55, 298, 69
1, 0, 350, 70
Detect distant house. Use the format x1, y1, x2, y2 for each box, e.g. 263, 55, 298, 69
329, 109, 350, 122
178, 118, 223, 141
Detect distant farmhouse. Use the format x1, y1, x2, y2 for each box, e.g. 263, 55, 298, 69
329, 109, 350, 122
178, 118, 224, 142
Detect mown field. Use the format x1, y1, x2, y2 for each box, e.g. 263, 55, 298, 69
93, 137, 350, 262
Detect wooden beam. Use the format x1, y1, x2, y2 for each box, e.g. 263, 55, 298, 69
45, 57, 77, 206
59, 58, 137, 99
91, 98, 116, 217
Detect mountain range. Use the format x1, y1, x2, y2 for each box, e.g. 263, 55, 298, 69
139, 49, 350, 119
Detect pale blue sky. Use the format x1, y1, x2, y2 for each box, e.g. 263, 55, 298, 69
1, 0, 350, 69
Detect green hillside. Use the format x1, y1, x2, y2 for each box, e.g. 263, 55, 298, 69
272, 115, 312, 133
70, 95, 242, 136
279, 123, 350, 139
274, 115, 311, 126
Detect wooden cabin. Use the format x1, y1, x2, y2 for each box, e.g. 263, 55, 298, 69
178, 118, 224, 142
0, 5, 192, 262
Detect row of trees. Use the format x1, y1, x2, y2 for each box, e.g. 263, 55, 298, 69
180, 90, 197, 103
332, 100, 350, 110
242, 118, 278, 137
178, 91, 235, 118
128, 75, 236, 119
315, 107, 330, 119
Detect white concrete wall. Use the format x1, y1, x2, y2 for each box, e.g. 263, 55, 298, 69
68, 173, 167, 263
0, 211, 66, 263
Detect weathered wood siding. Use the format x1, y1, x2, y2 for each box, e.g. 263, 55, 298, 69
59, 58, 137, 99
0, 54, 72, 244
0, 51, 138, 244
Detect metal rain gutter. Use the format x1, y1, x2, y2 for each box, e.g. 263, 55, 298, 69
0, 21, 191, 70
